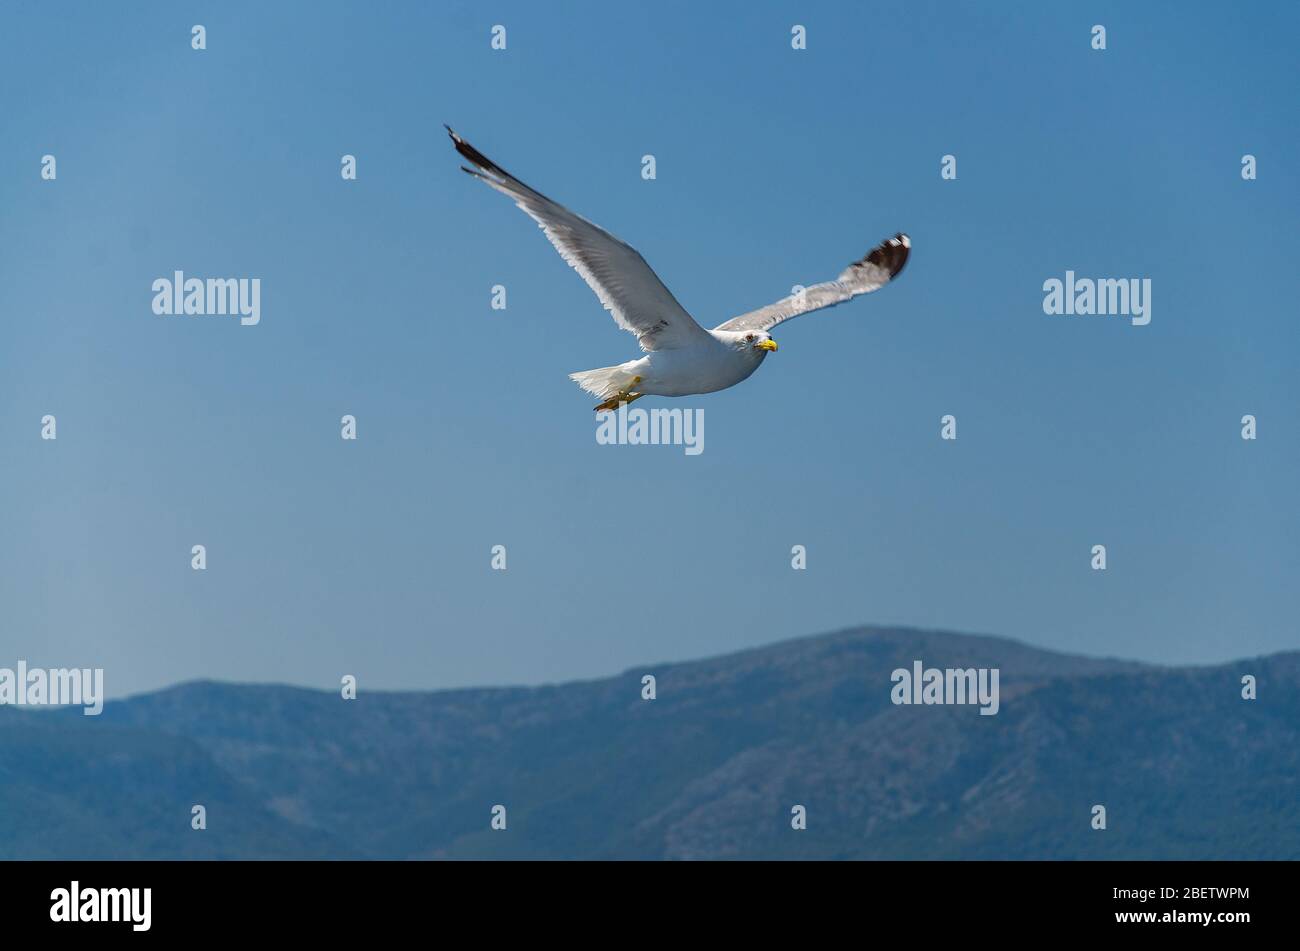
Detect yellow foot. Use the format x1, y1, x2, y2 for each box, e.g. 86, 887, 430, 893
594, 391, 645, 413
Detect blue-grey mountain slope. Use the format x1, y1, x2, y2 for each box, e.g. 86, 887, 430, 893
1, 626, 1294, 859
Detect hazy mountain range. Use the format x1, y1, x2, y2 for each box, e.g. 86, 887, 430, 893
2, 626, 1295, 859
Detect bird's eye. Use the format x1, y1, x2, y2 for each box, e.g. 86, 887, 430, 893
745, 334, 755, 342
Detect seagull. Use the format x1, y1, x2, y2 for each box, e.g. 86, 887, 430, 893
447, 127, 909, 412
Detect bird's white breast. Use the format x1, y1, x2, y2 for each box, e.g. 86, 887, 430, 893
636, 335, 767, 397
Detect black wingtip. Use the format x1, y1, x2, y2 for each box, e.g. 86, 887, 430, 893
865, 232, 910, 277
443, 129, 509, 180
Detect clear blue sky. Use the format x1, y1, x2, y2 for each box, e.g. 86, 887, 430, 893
2, 1, 1296, 698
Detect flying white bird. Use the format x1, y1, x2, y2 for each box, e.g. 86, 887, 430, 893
447, 127, 910, 411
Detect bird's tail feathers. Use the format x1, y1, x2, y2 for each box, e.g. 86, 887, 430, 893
569, 364, 640, 401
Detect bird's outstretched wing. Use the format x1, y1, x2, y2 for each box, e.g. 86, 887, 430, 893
713, 234, 910, 334
447, 127, 711, 352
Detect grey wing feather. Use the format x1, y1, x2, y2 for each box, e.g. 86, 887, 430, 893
714, 234, 910, 333
447, 127, 710, 352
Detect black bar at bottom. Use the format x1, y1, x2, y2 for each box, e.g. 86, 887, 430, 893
2, 859, 1284, 938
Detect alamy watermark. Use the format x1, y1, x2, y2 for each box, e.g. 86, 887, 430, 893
50, 882, 151, 932
0, 661, 104, 715
1042, 271, 1151, 326
595, 402, 704, 456
152, 271, 261, 326
890, 660, 1000, 715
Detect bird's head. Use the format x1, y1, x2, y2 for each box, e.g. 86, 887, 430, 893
733, 331, 778, 355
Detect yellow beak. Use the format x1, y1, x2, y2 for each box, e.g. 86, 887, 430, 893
756, 338, 778, 352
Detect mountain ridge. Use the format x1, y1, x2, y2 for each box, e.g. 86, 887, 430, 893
109, 623, 1159, 702
2, 625, 1295, 859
